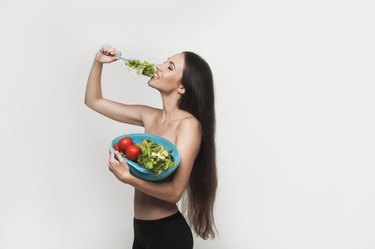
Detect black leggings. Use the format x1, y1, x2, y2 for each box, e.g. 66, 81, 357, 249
133, 211, 193, 249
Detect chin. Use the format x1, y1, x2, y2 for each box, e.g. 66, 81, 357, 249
147, 80, 158, 90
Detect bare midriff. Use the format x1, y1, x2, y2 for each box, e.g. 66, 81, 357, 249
133, 189, 178, 220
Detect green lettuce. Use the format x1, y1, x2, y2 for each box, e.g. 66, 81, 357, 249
125, 59, 155, 77
136, 138, 175, 176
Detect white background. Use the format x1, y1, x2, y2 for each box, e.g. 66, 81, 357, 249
1, 0, 375, 248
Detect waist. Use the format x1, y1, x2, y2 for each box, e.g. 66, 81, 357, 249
134, 190, 178, 219
134, 210, 182, 225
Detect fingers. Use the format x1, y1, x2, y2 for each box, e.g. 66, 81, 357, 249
108, 148, 124, 163
107, 149, 130, 183
108, 150, 116, 172
115, 151, 124, 163
100, 49, 113, 56
109, 149, 117, 162
108, 163, 113, 172
109, 148, 112, 160
100, 44, 120, 57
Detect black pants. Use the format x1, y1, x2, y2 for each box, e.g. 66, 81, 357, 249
133, 211, 193, 249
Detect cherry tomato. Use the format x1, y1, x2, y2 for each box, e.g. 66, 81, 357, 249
118, 137, 134, 153
125, 144, 142, 161
113, 143, 119, 151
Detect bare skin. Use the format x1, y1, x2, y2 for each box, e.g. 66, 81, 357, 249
85, 45, 202, 220
135, 110, 196, 219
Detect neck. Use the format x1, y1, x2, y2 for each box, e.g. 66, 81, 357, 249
159, 92, 181, 124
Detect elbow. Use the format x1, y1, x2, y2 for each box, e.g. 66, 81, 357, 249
169, 191, 183, 204
84, 97, 91, 107
168, 196, 179, 204
84, 99, 89, 107
167, 183, 187, 204
84, 98, 97, 109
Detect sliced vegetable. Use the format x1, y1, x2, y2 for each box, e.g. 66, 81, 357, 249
136, 138, 175, 176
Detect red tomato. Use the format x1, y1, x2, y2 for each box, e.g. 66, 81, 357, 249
118, 137, 133, 153
113, 143, 119, 151
125, 144, 142, 161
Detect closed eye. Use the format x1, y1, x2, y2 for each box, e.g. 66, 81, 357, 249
169, 61, 175, 70
164, 58, 175, 70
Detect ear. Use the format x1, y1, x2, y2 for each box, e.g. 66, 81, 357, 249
177, 84, 185, 95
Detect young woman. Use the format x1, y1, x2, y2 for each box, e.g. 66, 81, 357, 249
84, 45, 217, 249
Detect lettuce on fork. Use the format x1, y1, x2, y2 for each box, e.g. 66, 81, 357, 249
125, 59, 155, 77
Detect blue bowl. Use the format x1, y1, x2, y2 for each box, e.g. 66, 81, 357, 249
110, 133, 181, 182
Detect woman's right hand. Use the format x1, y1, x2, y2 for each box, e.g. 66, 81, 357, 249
95, 44, 122, 64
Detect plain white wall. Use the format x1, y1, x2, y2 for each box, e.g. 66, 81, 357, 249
1, 0, 375, 248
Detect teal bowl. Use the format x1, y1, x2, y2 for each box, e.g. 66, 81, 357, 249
110, 133, 181, 182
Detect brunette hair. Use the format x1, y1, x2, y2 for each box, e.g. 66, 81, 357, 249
178, 51, 217, 239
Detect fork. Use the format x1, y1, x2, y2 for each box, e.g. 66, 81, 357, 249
114, 54, 130, 62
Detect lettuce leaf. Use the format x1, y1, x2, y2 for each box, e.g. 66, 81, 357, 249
125, 59, 155, 77
136, 138, 175, 176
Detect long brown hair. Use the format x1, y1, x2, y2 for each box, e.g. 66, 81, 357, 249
178, 51, 217, 239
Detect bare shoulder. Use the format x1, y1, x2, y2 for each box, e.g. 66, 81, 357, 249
177, 116, 202, 134
173, 115, 202, 182
176, 115, 202, 150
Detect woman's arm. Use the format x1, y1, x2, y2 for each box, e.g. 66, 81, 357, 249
84, 47, 118, 105
108, 117, 202, 203
84, 46, 159, 126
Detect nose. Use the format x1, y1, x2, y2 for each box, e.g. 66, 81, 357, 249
156, 64, 162, 71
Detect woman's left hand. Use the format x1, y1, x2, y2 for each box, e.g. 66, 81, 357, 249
108, 149, 132, 184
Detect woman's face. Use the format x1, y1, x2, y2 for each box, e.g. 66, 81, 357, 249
148, 53, 185, 95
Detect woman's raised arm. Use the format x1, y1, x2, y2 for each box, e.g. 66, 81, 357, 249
84, 46, 158, 127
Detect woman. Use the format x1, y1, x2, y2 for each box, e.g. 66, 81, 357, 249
84, 45, 217, 249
